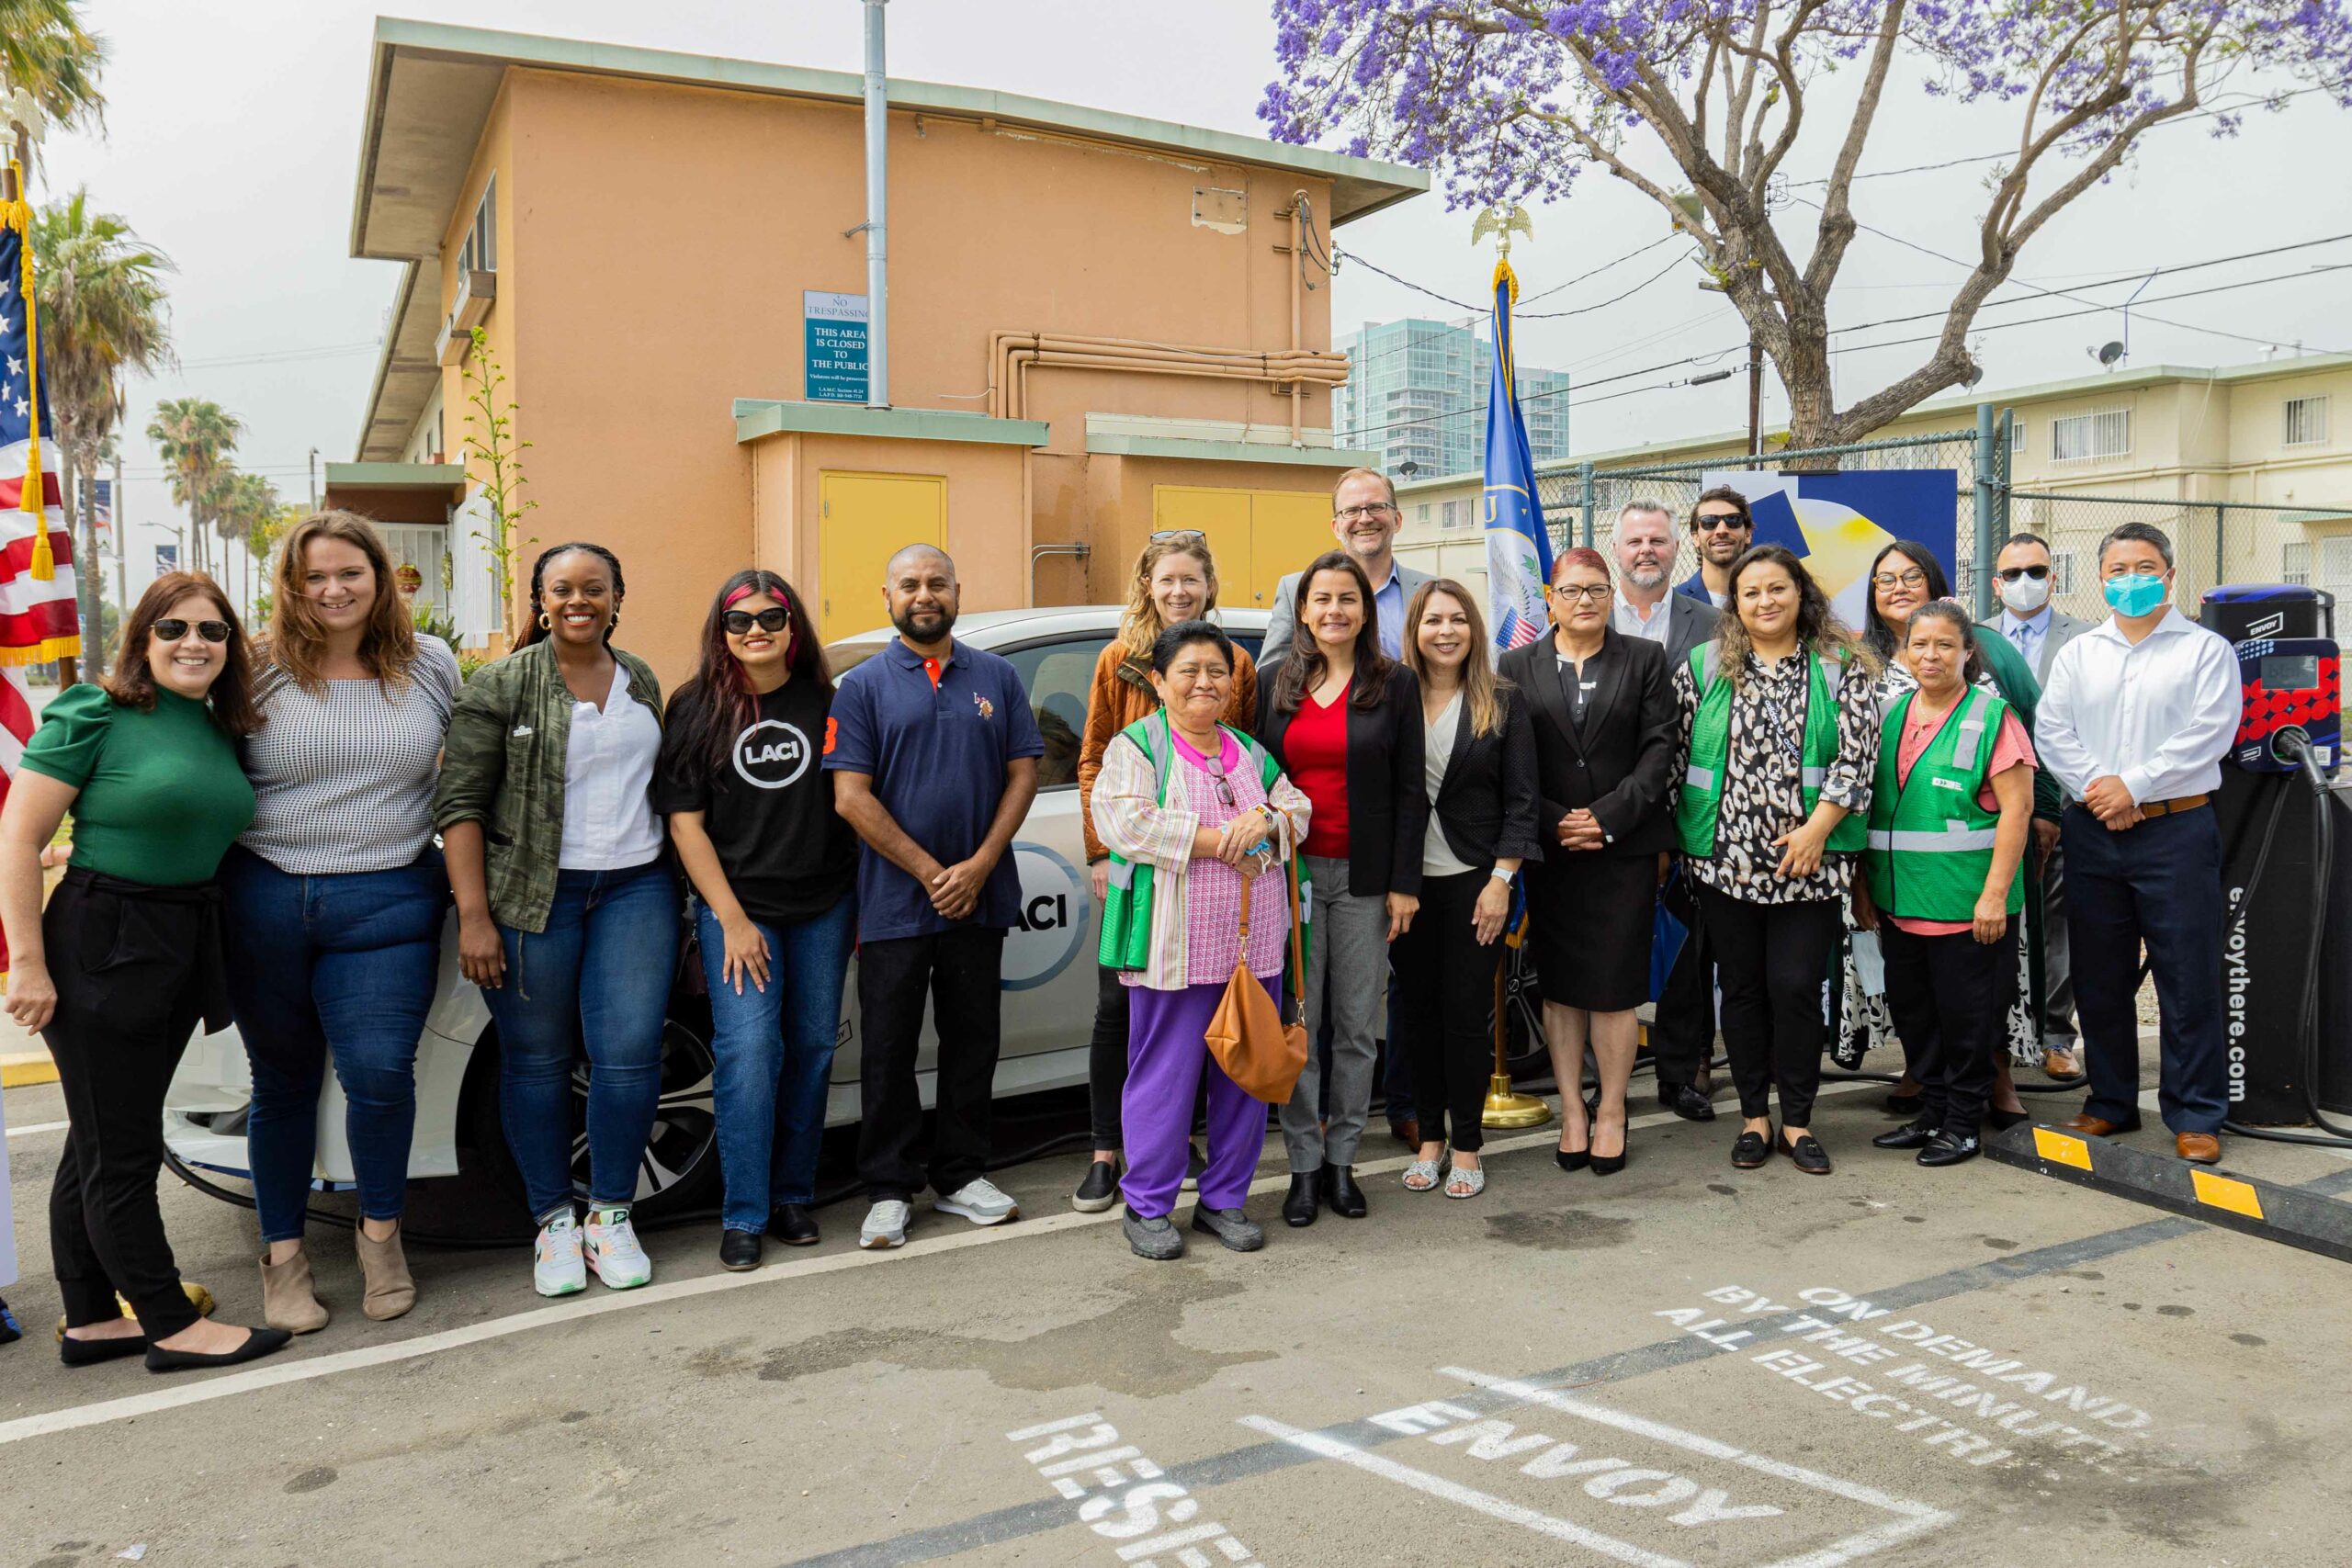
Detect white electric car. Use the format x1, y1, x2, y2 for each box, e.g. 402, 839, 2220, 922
163, 607, 1269, 1222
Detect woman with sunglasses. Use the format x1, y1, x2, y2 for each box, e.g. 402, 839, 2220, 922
1069, 531, 1259, 1212
1842, 541, 2055, 1129
221, 512, 460, 1334
435, 542, 676, 1299
658, 572, 856, 1269
0, 575, 292, 1371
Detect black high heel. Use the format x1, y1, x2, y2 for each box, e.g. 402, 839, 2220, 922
1987, 1107, 2031, 1132
1590, 1113, 1627, 1176
1555, 1145, 1591, 1172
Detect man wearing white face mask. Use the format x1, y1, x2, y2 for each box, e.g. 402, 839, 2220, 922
1980, 532, 2092, 1079
2036, 523, 2240, 1165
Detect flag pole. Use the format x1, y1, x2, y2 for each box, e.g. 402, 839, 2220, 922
1484, 915, 1551, 1129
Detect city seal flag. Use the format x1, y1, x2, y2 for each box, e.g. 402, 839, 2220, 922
1482, 258, 1553, 652
0, 165, 85, 976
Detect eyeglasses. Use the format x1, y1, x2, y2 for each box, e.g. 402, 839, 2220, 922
1335, 503, 1398, 523
1996, 564, 2051, 582
1693, 513, 1748, 534
722, 607, 791, 636
1871, 569, 1928, 590
153, 618, 231, 644
1149, 529, 1207, 545
1550, 583, 1611, 604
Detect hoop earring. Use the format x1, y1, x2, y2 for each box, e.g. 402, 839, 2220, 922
537, 611, 552, 630
609, 607, 620, 628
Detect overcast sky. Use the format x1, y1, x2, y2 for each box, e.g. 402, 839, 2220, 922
44, 1, 2352, 599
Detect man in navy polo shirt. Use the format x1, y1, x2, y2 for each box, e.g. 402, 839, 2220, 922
828, 544, 1043, 1250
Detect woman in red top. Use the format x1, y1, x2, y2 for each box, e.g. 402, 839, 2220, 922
1254, 550, 1427, 1227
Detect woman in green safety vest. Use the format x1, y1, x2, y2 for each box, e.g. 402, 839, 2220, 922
1672, 545, 1880, 1176
1855, 601, 2038, 1167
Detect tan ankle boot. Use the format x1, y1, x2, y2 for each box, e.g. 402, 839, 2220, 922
355, 1223, 416, 1322
259, 1248, 329, 1333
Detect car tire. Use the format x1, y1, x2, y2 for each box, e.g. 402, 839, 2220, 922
462, 1014, 723, 1224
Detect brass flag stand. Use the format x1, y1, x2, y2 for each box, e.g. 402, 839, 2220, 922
1483, 919, 1551, 1129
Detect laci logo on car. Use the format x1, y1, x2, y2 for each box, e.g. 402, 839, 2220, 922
1002, 840, 1090, 992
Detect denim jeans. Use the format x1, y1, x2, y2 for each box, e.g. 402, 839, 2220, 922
695, 893, 855, 1228
220, 845, 449, 1243
483, 860, 681, 1220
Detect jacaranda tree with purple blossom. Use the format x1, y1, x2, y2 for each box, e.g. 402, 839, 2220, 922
1264, 1, 2352, 446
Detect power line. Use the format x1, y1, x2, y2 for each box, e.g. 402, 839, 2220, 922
164, 341, 381, 371
1831, 263, 2352, 358
1517, 253, 1694, 319
1518, 231, 1683, 305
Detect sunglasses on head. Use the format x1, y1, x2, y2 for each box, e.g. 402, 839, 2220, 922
154, 618, 231, 645
1996, 565, 2051, 581
722, 607, 790, 635
1149, 529, 1207, 545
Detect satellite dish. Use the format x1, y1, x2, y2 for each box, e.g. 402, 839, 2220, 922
2094, 340, 2126, 368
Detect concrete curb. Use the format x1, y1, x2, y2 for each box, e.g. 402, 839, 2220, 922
1, 1050, 57, 1088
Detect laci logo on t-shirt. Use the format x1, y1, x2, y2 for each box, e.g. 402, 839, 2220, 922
733, 718, 814, 790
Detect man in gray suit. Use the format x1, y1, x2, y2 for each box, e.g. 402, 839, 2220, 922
1981, 530, 2096, 1080
1260, 467, 1433, 668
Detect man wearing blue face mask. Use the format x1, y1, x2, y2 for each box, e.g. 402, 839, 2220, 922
2035, 523, 2241, 1165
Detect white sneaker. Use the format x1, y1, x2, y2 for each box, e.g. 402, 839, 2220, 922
858, 1199, 911, 1249
584, 1206, 653, 1290
534, 1213, 586, 1297
935, 1178, 1019, 1226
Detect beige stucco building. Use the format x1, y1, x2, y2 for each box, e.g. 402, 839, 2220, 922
1393, 353, 2352, 615
322, 18, 1423, 680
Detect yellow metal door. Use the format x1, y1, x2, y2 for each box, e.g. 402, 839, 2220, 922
819, 471, 945, 641
1150, 484, 1338, 611
1149, 486, 1255, 605
1250, 491, 1337, 610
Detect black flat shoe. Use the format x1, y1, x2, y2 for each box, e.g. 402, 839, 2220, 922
1986, 1107, 2031, 1132
1070, 1159, 1120, 1213
1884, 1090, 1925, 1116
145, 1326, 294, 1373
718, 1228, 763, 1271
1657, 1082, 1717, 1122
60, 1331, 149, 1367
1917, 1132, 1982, 1168
1322, 1165, 1368, 1219
1731, 1129, 1770, 1169
768, 1202, 820, 1246
1282, 1173, 1319, 1228
1781, 1133, 1833, 1176
1872, 1118, 1939, 1151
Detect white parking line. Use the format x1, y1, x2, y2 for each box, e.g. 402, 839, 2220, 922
0, 1080, 1880, 1449
6, 1118, 67, 1139
1237, 1414, 1691, 1568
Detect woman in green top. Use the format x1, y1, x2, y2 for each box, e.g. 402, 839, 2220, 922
0, 572, 294, 1373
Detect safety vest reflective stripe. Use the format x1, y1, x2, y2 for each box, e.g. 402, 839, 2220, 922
1685, 764, 1714, 790
1864, 827, 1999, 852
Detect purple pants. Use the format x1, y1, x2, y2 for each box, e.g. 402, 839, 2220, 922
1121, 976, 1276, 1218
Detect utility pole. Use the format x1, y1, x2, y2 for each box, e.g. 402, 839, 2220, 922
111, 438, 124, 650
309, 446, 319, 512
1746, 337, 1763, 459
861, 0, 890, 409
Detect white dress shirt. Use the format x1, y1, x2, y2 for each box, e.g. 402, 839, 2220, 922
558, 661, 665, 870
1998, 606, 2048, 671
2036, 606, 2241, 806
1421, 692, 1474, 876
1612, 591, 1672, 646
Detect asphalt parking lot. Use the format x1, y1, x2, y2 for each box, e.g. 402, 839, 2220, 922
5, 1043, 2352, 1568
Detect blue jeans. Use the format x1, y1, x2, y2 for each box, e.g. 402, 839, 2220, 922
220, 845, 449, 1243
695, 893, 854, 1227
483, 861, 680, 1219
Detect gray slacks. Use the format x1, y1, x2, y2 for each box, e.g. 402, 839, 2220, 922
1282, 855, 1387, 1172
2041, 841, 2078, 1049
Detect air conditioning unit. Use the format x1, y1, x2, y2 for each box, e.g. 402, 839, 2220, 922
434, 269, 499, 366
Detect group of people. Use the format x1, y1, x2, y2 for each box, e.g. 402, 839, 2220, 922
0, 457, 2245, 1356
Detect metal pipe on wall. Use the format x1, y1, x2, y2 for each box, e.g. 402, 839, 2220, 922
862, 0, 890, 410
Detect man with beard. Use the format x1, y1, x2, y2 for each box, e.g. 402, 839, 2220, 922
828, 545, 1044, 1249
1611, 498, 1718, 665
1676, 486, 1755, 609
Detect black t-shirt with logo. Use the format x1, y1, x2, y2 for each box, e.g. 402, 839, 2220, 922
654, 679, 857, 927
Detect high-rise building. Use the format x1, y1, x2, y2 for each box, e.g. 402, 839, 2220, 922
1335, 318, 1572, 477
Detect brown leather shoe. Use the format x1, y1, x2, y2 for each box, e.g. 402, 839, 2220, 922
1389, 1116, 1420, 1148
2061, 1112, 2141, 1137
2176, 1133, 2222, 1165
2041, 1047, 2084, 1082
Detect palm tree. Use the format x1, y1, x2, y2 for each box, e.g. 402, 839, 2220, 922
0, 0, 106, 137
218, 468, 277, 620
33, 186, 169, 673
146, 395, 239, 577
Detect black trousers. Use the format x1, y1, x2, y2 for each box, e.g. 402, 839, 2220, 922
1389, 870, 1499, 1152
856, 928, 1006, 1201
1086, 961, 1128, 1149
1652, 866, 1716, 1089
1698, 886, 1839, 1127
1879, 920, 2012, 1135
43, 871, 222, 1339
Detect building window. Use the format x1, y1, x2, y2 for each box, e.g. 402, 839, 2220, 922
458, 175, 497, 276
1416, 503, 1430, 525
2009, 420, 2026, 455
2284, 540, 2312, 587
1442, 501, 1460, 530
2285, 395, 2330, 447
2049, 408, 2130, 462
2049, 552, 2075, 593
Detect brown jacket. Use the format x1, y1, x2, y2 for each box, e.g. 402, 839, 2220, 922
1076, 637, 1260, 863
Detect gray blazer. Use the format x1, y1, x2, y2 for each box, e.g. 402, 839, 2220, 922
1260, 558, 1434, 668
1657, 591, 1721, 670
1978, 605, 2094, 684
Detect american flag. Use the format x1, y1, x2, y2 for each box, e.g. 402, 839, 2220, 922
0, 203, 83, 975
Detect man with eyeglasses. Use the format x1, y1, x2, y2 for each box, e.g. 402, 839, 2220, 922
1978, 531, 2094, 1081
1611, 499, 1717, 666
1260, 467, 1433, 669
1676, 486, 1754, 609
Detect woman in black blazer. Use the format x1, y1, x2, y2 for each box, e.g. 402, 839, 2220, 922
1390, 581, 1541, 1198
1255, 550, 1426, 1227
1497, 547, 1679, 1176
